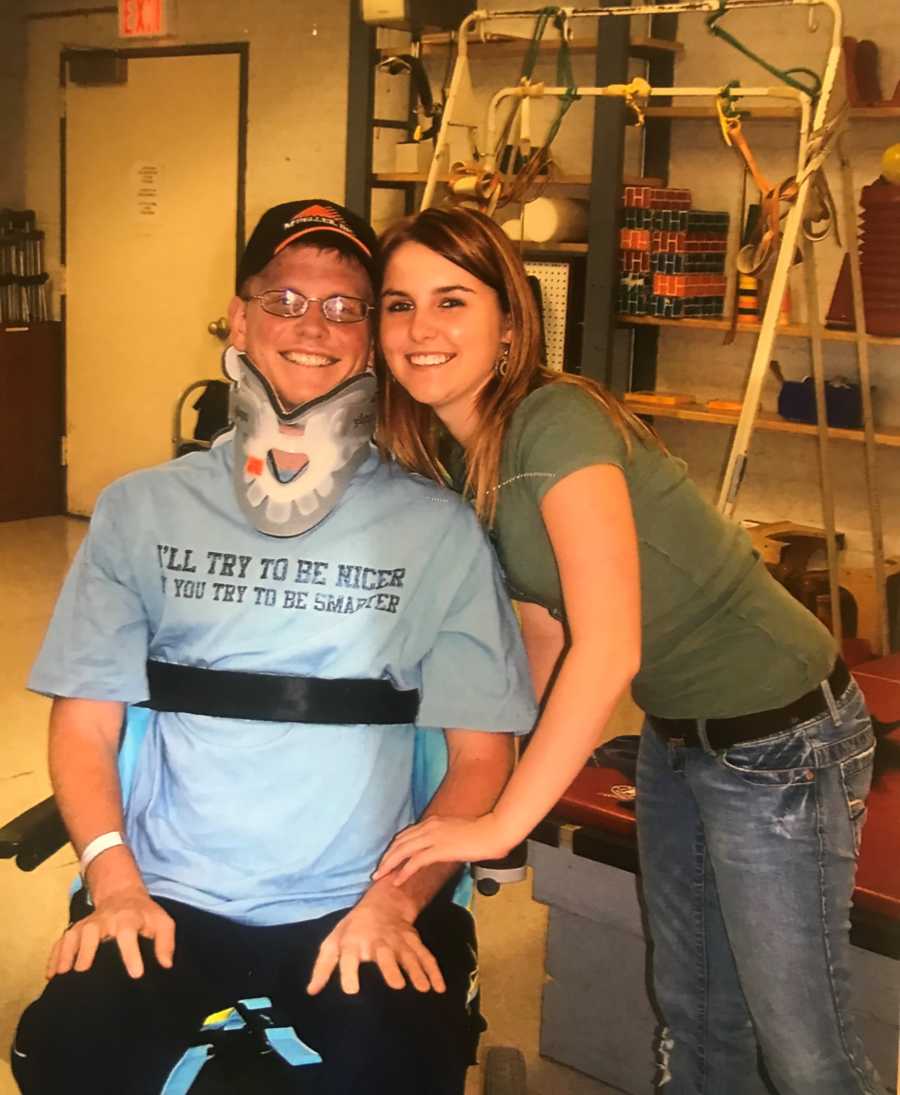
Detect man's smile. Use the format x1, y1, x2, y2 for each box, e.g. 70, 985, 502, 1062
281, 350, 339, 367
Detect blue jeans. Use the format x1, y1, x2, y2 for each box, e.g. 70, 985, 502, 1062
636, 677, 882, 1095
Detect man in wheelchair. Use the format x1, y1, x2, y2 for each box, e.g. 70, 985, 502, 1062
11, 199, 536, 1094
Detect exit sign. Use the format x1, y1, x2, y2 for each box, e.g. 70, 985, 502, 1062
118, 0, 171, 38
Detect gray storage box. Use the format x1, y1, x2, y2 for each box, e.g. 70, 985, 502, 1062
528, 837, 898, 1093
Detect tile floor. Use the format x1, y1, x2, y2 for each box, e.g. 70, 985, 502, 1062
0, 515, 619, 1095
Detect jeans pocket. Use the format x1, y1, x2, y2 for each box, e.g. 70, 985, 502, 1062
720, 728, 816, 786
839, 740, 875, 856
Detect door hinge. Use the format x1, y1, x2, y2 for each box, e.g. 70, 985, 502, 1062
60, 436, 68, 466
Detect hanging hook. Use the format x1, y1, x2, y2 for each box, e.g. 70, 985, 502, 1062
716, 87, 740, 147
555, 7, 574, 43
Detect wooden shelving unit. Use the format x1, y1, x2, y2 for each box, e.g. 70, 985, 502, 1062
623, 397, 900, 449
619, 99, 900, 415
352, 7, 682, 382
619, 315, 900, 348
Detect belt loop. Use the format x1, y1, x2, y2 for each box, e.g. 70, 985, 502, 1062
821, 676, 842, 727
696, 718, 716, 755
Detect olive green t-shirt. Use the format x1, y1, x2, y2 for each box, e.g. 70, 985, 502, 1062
461, 383, 835, 719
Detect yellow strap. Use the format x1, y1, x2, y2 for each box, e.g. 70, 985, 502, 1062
202, 1007, 235, 1028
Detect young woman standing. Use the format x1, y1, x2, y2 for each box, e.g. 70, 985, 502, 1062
373, 205, 881, 1095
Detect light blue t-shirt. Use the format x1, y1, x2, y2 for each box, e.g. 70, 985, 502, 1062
30, 443, 536, 925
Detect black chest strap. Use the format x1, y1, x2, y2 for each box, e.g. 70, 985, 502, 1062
140, 659, 420, 725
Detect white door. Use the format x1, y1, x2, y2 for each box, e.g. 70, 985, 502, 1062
66, 51, 241, 514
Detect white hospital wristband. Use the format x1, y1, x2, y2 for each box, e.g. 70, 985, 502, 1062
79, 831, 125, 875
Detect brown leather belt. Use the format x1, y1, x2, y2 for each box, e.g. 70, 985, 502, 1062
648, 658, 851, 751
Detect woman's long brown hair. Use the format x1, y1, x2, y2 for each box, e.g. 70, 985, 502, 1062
376, 205, 660, 524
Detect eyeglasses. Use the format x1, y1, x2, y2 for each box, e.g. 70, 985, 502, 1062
244, 288, 373, 324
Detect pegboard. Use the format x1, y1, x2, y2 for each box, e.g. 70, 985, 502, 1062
525, 260, 571, 373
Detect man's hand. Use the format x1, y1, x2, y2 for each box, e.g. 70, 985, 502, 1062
306, 880, 445, 997
47, 886, 175, 981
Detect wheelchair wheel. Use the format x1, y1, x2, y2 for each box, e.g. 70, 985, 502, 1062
483, 1046, 528, 1094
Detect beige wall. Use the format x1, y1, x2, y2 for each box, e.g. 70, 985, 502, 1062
24, 0, 354, 319
21, 0, 355, 510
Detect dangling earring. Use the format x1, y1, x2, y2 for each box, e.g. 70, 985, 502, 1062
495, 343, 510, 378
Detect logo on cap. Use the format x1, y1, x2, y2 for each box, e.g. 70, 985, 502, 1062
276, 202, 371, 259
285, 203, 346, 231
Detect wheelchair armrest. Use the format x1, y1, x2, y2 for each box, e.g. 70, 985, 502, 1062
0, 795, 70, 871
473, 841, 529, 896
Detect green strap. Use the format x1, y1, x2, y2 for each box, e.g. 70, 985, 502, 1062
554, 17, 574, 90
521, 7, 562, 82
498, 7, 579, 173
545, 12, 580, 150
496, 6, 558, 166
706, 1, 821, 98
544, 89, 579, 149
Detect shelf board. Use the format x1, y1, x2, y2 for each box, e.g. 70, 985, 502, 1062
849, 105, 900, 118
629, 37, 684, 60
619, 315, 900, 347
522, 241, 589, 253
623, 400, 900, 449
0, 322, 59, 332
395, 33, 684, 60
645, 105, 900, 122
372, 172, 663, 187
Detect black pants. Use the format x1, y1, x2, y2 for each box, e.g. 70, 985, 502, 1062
12, 893, 480, 1095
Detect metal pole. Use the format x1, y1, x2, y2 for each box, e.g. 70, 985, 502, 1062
473, 0, 836, 18
421, 12, 481, 209
484, 84, 810, 153
582, 0, 630, 387
714, 0, 842, 514
801, 234, 843, 647
344, 1, 376, 218
837, 134, 889, 655
426, 0, 843, 212
715, 94, 816, 514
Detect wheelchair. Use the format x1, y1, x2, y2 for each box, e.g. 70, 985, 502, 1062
5, 375, 531, 1092
172, 378, 231, 458
1, 705, 530, 1095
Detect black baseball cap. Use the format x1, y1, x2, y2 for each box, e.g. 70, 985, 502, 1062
236, 199, 378, 291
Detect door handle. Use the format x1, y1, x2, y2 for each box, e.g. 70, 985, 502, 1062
208, 316, 230, 340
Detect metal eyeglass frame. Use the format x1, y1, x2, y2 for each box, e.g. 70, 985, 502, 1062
242, 288, 373, 324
